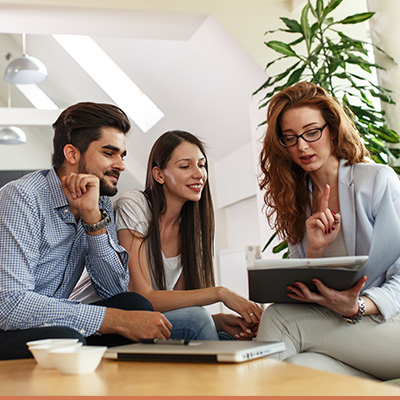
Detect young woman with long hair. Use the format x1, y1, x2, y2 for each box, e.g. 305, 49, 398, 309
115, 130, 262, 339
256, 82, 400, 380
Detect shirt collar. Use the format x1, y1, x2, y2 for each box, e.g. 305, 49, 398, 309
47, 167, 69, 209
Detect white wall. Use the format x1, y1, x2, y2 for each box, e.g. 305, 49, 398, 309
0, 128, 52, 170
221, 196, 260, 251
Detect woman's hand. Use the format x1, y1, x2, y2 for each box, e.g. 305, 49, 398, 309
218, 287, 263, 325
286, 276, 368, 316
306, 184, 341, 258
212, 313, 258, 340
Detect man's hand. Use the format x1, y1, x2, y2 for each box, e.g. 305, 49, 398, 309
61, 173, 102, 224
99, 308, 172, 341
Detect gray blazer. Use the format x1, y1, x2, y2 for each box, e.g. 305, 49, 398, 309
289, 159, 400, 321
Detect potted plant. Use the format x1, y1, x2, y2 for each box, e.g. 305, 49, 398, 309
254, 0, 399, 256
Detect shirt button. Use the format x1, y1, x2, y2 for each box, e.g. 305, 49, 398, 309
80, 329, 85, 335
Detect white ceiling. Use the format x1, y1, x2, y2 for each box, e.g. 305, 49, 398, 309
0, 4, 268, 192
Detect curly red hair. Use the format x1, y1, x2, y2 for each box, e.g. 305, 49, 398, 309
259, 82, 368, 244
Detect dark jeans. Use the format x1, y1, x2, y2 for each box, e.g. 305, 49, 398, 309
0, 292, 153, 360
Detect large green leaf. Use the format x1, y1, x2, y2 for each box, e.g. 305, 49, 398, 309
316, 0, 324, 20
327, 60, 343, 75
300, 3, 311, 46
364, 135, 391, 155
359, 90, 374, 108
273, 241, 288, 254
289, 36, 306, 47
281, 17, 303, 33
368, 125, 400, 143
351, 106, 383, 124
337, 32, 366, 50
262, 231, 278, 253
344, 56, 383, 74
338, 12, 375, 25
266, 40, 298, 57
370, 90, 396, 104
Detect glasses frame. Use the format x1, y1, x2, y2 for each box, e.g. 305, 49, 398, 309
279, 123, 328, 147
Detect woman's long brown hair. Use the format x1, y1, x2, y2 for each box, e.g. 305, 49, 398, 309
143, 130, 215, 290
259, 82, 368, 244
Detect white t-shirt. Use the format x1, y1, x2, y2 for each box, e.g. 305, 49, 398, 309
69, 190, 183, 304
114, 190, 183, 291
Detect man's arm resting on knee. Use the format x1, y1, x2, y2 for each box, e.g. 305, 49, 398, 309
98, 308, 172, 341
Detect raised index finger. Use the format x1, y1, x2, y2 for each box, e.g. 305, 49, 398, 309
320, 184, 330, 211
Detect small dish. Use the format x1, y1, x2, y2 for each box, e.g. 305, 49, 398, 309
26, 338, 79, 349
29, 341, 83, 369
48, 346, 107, 375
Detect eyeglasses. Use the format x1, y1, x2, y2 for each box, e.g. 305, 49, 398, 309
279, 123, 328, 147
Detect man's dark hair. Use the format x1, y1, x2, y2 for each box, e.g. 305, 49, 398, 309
52, 102, 131, 168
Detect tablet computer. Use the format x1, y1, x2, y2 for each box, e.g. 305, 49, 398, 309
248, 255, 368, 303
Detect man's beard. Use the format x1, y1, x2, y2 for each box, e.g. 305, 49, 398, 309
99, 176, 118, 197
78, 159, 119, 197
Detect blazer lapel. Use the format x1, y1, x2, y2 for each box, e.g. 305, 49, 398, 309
338, 159, 356, 256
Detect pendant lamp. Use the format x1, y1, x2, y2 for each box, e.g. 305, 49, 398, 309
0, 126, 27, 144
4, 34, 48, 84
0, 84, 27, 145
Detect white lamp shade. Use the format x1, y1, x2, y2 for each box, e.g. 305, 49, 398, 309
0, 126, 27, 144
4, 54, 48, 84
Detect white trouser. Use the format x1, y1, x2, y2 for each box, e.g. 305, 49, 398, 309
256, 303, 400, 380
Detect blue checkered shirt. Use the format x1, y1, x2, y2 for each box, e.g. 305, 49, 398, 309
0, 168, 129, 336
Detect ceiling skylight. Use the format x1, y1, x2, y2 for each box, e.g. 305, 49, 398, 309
16, 84, 58, 110
53, 34, 164, 133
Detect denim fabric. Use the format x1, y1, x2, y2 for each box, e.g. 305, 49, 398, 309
164, 307, 219, 340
